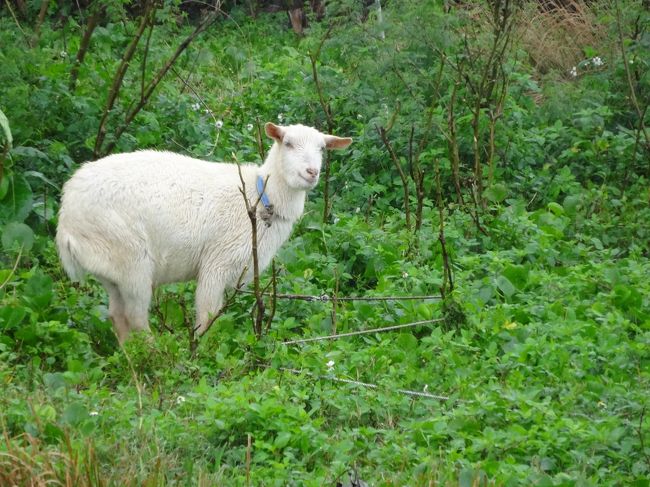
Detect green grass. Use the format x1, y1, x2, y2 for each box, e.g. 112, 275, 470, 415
1, 1, 649, 485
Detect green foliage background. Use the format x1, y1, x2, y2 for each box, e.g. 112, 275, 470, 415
0, 0, 649, 484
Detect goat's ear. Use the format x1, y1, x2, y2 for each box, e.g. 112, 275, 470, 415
265, 122, 285, 142
324, 135, 353, 150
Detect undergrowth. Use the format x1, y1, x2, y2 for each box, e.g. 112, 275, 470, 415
1, 0, 649, 485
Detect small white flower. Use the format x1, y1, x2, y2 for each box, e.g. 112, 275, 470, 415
60, 51, 68, 58
176, 395, 186, 405
326, 360, 335, 370
569, 66, 577, 78
333, 217, 340, 224
89, 411, 99, 416
277, 113, 284, 122
629, 59, 634, 65
402, 271, 409, 279
357, 113, 363, 120
423, 384, 428, 393
592, 56, 603, 67
215, 120, 223, 130
191, 102, 201, 111
247, 123, 254, 131
355, 207, 360, 213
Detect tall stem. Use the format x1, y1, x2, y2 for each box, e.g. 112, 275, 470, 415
377, 125, 411, 231
94, 3, 153, 157
101, 10, 219, 156
69, 5, 103, 93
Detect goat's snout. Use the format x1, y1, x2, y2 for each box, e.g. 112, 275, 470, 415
306, 167, 319, 177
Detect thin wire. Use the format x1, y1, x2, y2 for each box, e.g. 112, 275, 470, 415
282, 318, 446, 345
239, 290, 442, 302
279, 367, 454, 401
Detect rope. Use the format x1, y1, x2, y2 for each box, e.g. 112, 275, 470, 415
279, 367, 453, 401
282, 318, 446, 345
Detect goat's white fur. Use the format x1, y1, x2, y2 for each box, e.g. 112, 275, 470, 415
56, 123, 352, 343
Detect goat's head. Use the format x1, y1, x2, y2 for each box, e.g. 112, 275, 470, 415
265, 123, 352, 191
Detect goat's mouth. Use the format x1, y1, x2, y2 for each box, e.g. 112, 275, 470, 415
300, 174, 319, 187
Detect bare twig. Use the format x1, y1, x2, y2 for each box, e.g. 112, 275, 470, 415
32, 0, 51, 45
308, 24, 335, 222
255, 118, 266, 160
331, 268, 339, 335
140, 13, 156, 103
4, 0, 30, 45
245, 434, 252, 487
614, 0, 650, 174
447, 83, 465, 204
638, 405, 650, 469
264, 260, 277, 334
199, 268, 246, 337
69, 5, 103, 93
236, 159, 269, 338
376, 125, 411, 231
434, 157, 453, 297
0, 248, 23, 291
94, 3, 154, 157
101, 8, 220, 155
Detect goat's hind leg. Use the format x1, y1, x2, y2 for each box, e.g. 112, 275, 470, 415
101, 271, 153, 344
99, 279, 130, 344
120, 279, 153, 340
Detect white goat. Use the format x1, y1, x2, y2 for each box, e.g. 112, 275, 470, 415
56, 123, 352, 343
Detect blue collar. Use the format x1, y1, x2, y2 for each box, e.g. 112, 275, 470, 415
256, 175, 271, 209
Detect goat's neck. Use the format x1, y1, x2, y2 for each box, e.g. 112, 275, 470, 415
259, 146, 306, 222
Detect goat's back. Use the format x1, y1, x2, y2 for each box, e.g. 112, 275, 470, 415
56, 151, 260, 285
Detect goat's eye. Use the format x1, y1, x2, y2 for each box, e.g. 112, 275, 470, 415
284, 141, 293, 149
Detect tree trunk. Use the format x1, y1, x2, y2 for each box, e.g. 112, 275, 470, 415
288, 0, 307, 35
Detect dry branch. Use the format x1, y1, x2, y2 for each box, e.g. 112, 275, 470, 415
94, 3, 154, 157
101, 9, 220, 156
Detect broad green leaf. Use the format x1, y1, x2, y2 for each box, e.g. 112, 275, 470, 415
459, 469, 476, 487
10, 145, 50, 161
417, 303, 433, 320
591, 237, 604, 250
0, 174, 33, 224
484, 183, 508, 203
61, 402, 88, 426
35, 404, 57, 422
1, 222, 34, 252
43, 372, 67, 391
0, 108, 11, 150
161, 299, 185, 326
23, 271, 53, 310
547, 201, 564, 216
0, 306, 27, 330
502, 264, 529, 291
0, 174, 8, 200
496, 275, 516, 298
563, 194, 581, 215
274, 431, 292, 449
15, 324, 38, 344
612, 284, 642, 312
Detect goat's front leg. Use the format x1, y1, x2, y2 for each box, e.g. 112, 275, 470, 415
194, 272, 227, 336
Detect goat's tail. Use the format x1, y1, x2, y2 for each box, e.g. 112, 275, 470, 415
56, 228, 86, 281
